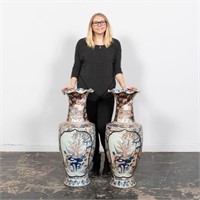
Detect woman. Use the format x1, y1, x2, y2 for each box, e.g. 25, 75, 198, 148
63, 13, 137, 178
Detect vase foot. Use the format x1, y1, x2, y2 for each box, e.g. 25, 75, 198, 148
64, 175, 90, 187
110, 177, 136, 188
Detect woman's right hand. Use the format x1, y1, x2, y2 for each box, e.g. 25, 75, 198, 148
62, 85, 75, 94
62, 77, 77, 94
63, 85, 75, 90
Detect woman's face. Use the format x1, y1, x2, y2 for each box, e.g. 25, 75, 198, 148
92, 15, 107, 36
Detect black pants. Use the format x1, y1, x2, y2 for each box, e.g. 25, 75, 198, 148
86, 96, 114, 170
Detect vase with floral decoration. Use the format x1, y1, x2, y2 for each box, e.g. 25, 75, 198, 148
105, 88, 143, 188
59, 88, 96, 187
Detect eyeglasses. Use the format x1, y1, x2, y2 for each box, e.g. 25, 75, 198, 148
92, 20, 107, 26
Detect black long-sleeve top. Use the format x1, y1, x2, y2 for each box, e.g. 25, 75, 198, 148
71, 37, 123, 101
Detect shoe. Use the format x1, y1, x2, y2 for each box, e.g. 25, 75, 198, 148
89, 169, 100, 178
102, 165, 111, 178
89, 154, 101, 178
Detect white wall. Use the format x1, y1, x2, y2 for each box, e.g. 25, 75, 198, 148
1, 0, 199, 152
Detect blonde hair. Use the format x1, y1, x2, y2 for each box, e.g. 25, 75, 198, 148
86, 13, 113, 48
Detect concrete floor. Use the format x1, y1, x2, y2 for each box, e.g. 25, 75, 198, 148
0, 152, 199, 200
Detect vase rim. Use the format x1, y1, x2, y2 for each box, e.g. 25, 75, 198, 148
108, 88, 139, 94
62, 88, 94, 94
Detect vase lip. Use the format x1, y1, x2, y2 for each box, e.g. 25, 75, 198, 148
62, 88, 94, 94
108, 88, 139, 94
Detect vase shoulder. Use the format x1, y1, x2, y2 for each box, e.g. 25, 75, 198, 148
59, 121, 95, 134
107, 121, 142, 129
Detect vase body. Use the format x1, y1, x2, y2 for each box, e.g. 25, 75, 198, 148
105, 88, 143, 188
59, 88, 95, 187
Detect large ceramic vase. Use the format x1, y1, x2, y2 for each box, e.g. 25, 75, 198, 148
59, 88, 96, 187
105, 88, 143, 188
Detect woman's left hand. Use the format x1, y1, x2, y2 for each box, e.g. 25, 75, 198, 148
123, 85, 138, 91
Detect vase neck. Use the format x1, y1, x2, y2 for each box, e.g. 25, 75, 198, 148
67, 92, 89, 123
114, 93, 136, 124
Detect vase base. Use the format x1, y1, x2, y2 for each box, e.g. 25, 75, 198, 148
110, 177, 136, 188
64, 176, 90, 187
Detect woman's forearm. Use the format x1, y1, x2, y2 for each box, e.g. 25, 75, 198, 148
115, 73, 138, 90
115, 73, 126, 88
70, 77, 77, 88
